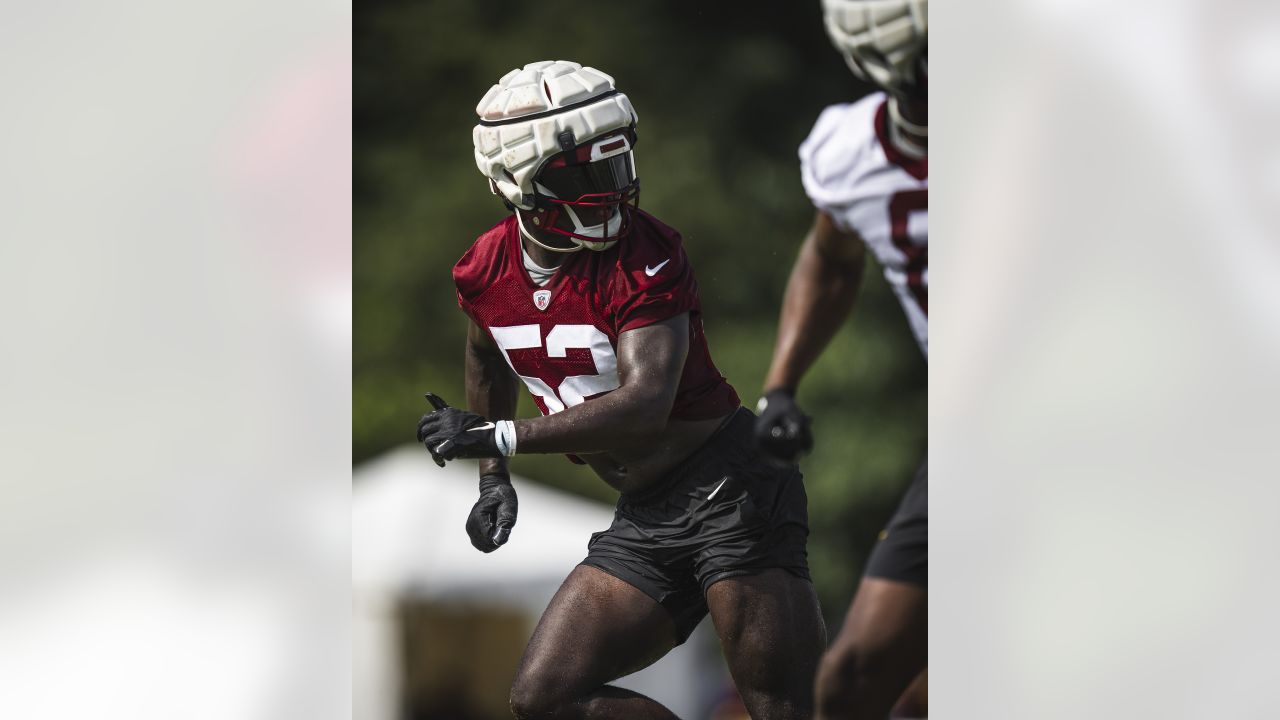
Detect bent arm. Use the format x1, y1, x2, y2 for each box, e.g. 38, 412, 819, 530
513, 313, 690, 455
763, 210, 866, 394
465, 320, 520, 477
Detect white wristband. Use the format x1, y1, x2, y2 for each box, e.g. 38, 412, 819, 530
494, 420, 518, 457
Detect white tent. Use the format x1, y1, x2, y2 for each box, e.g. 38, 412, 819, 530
353, 445, 729, 720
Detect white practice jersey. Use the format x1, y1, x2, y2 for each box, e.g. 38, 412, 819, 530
799, 92, 928, 358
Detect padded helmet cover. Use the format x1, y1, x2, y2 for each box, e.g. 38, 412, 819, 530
822, 0, 928, 93
472, 60, 639, 211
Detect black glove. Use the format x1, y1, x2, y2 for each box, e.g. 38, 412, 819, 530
416, 393, 502, 466
466, 473, 518, 552
753, 388, 813, 463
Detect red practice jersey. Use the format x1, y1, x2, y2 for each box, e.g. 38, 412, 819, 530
453, 209, 740, 423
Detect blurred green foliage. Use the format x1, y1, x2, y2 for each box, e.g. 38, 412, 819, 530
355, 0, 926, 626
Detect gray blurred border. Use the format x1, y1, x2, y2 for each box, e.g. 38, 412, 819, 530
935, 0, 1280, 717
0, 1, 350, 718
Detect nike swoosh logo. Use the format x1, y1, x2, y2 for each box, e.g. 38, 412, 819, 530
468, 422, 496, 433
644, 259, 670, 276
707, 477, 729, 500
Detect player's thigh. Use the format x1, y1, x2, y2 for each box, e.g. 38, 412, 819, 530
705, 569, 826, 709
830, 576, 927, 676
837, 465, 927, 672
514, 564, 681, 702
864, 461, 927, 584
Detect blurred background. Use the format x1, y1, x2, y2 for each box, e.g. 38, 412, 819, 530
354, 0, 925, 718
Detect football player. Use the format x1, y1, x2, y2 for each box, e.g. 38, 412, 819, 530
753, 2, 928, 718
417, 60, 826, 720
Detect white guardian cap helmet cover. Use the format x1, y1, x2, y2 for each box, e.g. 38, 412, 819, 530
472, 60, 640, 251
822, 0, 928, 96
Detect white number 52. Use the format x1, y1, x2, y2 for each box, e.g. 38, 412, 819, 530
488, 324, 620, 414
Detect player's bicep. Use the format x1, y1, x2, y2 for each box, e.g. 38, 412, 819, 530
811, 209, 865, 267
616, 312, 689, 406
466, 319, 502, 356
465, 319, 519, 421
466, 320, 516, 380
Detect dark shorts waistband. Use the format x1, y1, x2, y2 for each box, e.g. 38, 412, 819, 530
618, 407, 753, 506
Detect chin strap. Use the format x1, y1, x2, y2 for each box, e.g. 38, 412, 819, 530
560, 205, 620, 252
561, 203, 623, 241
532, 181, 622, 251
517, 211, 584, 253
888, 96, 928, 136
516, 200, 622, 253
888, 96, 928, 160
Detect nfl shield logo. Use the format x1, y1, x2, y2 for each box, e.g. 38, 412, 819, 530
533, 289, 551, 311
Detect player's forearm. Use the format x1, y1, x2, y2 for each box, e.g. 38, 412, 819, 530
511, 384, 672, 455
764, 233, 864, 393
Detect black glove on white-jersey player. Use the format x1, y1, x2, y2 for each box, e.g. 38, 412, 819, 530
416, 392, 502, 466
753, 388, 814, 463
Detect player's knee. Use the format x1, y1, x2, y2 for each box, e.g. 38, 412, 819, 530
508, 684, 549, 719
508, 689, 549, 719
508, 676, 566, 720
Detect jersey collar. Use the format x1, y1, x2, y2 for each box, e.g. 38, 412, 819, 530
874, 100, 928, 181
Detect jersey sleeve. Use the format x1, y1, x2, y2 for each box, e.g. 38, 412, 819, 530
798, 96, 881, 219
609, 220, 700, 334
452, 220, 511, 323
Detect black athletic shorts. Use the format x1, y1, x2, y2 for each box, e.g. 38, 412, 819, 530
864, 461, 927, 587
580, 407, 811, 644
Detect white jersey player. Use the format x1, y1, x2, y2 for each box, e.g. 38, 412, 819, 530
754, 1, 929, 718
800, 91, 928, 357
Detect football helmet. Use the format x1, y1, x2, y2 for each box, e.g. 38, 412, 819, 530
822, 0, 928, 97
472, 60, 640, 252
